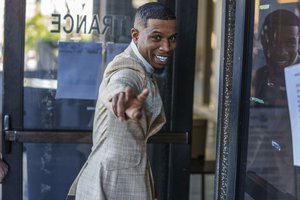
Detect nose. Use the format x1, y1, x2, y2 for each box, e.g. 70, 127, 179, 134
276, 41, 290, 55
159, 39, 171, 52
276, 45, 289, 56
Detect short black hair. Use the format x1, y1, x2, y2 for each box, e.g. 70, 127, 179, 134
135, 2, 176, 27
261, 9, 300, 45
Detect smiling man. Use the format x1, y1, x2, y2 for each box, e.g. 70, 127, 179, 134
253, 9, 300, 106
67, 2, 177, 200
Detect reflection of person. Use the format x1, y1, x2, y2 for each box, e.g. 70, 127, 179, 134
0, 159, 8, 183
247, 9, 300, 198
67, 2, 177, 200
253, 9, 300, 106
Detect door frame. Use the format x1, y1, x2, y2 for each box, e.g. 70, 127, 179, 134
215, 0, 254, 199
2, 0, 26, 199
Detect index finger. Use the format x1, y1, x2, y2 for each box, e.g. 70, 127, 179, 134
137, 89, 149, 103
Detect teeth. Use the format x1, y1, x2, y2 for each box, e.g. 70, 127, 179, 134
156, 55, 168, 62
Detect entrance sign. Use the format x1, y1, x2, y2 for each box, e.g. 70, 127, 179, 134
50, 14, 132, 36
56, 42, 102, 100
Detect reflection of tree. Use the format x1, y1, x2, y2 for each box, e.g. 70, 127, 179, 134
25, 7, 59, 51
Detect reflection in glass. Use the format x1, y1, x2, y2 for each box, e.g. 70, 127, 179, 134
252, 9, 300, 106
246, 2, 300, 200
23, 0, 136, 130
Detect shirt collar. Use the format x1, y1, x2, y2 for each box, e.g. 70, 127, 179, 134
130, 41, 154, 75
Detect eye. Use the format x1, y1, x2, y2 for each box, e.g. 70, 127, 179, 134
152, 35, 161, 41
286, 38, 297, 47
169, 35, 177, 42
286, 40, 297, 47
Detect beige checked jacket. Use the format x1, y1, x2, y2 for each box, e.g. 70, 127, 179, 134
68, 45, 166, 200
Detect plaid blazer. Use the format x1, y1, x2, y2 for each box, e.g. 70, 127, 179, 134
68, 45, 166, 200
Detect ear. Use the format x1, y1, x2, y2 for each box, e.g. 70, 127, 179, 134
131, 28, 139, 43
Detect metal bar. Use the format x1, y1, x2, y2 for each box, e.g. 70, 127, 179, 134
4, 131, 92, 143
4, 131, 189, 144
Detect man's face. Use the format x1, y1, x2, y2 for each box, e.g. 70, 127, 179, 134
132, 19, 177, 69
265, 26, 299, 74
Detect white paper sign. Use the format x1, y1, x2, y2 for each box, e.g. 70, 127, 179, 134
284, 63, 300, 166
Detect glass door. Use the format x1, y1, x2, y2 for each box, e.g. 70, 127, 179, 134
4, 0, 136, 199
244, 1, 300, 199
215, 0, 300, 199
2, 0, 198, 199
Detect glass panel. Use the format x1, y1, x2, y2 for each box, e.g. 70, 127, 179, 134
246, 1, 300, 199
192, 0, 222, 162
24, 0, 154, 130
0, 0, 4, 115
23, 143, 91, 200
0, 0, 4, 198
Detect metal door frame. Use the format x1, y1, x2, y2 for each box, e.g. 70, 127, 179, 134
2, 0, 26, 199
215, 0, 254, 199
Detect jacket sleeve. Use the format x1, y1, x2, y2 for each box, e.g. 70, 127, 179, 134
98, 67, 145, 114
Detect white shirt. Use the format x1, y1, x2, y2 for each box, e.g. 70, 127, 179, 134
130, 41, 154, 75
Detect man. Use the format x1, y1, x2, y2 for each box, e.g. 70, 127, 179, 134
67, 2, 177, 200
253, 9, 300, 106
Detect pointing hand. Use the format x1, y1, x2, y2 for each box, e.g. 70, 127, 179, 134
112, 87, 149, 121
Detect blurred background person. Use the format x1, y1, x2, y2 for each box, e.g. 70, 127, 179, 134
252, 9, 300, 106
